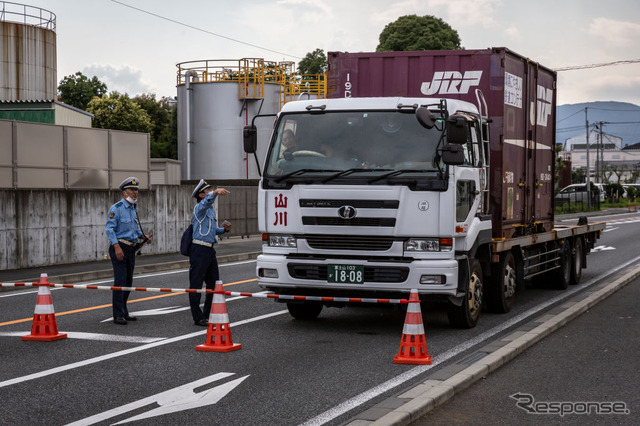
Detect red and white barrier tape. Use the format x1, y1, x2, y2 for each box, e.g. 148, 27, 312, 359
0, 282, 410, 304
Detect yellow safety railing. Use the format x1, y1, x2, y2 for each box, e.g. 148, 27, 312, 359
176, 58, 326, 107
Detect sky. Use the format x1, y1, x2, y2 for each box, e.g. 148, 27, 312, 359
17, 0, 640, 106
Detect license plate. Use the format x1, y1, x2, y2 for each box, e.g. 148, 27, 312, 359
327, 264, 364, 284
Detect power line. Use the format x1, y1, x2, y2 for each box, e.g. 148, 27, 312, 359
110, 0, 302, 60
555, 59, 640, 71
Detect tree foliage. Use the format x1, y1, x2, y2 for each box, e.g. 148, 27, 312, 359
133, 94, 177, 159
298, 48, 328, 74
87, 92, 153, 134
377, 15, 461, 52
57, 72, 108, 110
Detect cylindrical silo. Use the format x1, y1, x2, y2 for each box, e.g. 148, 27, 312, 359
0, 2, 57, 101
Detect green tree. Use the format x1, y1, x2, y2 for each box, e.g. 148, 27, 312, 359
58, 72, 108, 110
87, 92, 153, 134
377, 15, 461, 52
298, 48, 328, 74
133, 94, 177, 158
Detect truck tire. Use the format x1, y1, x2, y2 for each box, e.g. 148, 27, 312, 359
448, 260, 483, 328
485, 251, 517, 313
552, 240, 571, 290
287, 301, 322, 320
570, 237, 583, 285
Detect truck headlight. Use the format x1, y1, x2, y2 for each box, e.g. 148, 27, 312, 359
405, 238, 453, 252
268, 234, 297, 247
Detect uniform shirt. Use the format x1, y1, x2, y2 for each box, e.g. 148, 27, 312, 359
105, 199, 143, 245
192, 191, 225, 244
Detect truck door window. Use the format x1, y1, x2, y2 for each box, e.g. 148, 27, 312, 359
456, 180, 476, 222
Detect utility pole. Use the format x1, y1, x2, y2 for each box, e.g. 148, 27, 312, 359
585, 108, 590, 209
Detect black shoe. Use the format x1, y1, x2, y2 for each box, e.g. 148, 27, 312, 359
113, 317, 128, 325
124, 315, 137, 321
194, 319, 208, 326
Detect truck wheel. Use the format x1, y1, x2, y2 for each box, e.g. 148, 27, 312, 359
570, 237, 583, 285
448, 260, 483, 328
552, 241, 571, 290
287, 301, 322, 320
486, 251, 517, 313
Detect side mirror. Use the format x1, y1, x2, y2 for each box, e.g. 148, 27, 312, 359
446, 115, 468, 144
243, 125, 257, 153
416, 106, 437, 129
441, 144, 465, 165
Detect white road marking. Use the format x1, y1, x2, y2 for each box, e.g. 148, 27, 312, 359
0, 331, 164, 344
591, 245, 616, 252
300, 254, 640, 426
0, 310, 287, 389
65, 372, 249, 426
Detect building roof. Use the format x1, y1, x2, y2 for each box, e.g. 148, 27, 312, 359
0, 99, 94, 117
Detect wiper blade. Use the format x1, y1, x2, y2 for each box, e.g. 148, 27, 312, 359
368, 169, 434, 183
322, 168, 393, 183
274, 169, 339, 183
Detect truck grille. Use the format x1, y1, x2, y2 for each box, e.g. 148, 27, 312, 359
288, 264, 409, 283
302, 217, 396, 227
299, 199, 399, 209
305, 235, 395, 251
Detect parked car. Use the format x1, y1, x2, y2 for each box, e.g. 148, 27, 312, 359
555, 183, 605, 207
623, 184, 640, 199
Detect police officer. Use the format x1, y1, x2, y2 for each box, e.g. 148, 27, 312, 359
189, 179, 231, 326
105, 177, 152, 325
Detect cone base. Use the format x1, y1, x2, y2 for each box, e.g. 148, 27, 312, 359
22, 333, 67, 342
393, 354, 432, 365
196, 343, 242, 352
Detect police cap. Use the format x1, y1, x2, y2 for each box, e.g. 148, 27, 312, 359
119, 177, 140, 191
192, 179, 212, 198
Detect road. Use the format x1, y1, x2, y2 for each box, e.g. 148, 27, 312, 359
0, 211, 638, 425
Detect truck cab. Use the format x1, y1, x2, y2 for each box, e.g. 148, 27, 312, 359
245, 97, 491, 327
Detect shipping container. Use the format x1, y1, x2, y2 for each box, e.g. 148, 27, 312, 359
327, 48, 557, 239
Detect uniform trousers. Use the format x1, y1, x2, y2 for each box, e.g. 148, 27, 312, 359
189, 244, 220, 322
109, 244, 136, 318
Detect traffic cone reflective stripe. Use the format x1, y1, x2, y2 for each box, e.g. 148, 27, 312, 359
196, 281, 241, 353
393, 289, 431, 365
22, 274, 67, 342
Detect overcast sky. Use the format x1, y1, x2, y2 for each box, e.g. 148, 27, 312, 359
27, 0, 640, 106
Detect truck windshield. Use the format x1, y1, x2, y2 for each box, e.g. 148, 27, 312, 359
264, 111, 443, 186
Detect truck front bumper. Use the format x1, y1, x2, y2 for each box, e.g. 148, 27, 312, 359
256, 254, 459, 297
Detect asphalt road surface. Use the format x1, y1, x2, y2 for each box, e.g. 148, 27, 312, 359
0, 211, 638, 425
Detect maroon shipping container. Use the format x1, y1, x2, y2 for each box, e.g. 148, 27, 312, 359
327, 47, 557, 239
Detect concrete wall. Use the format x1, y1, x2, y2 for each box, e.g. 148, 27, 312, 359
0, 183, 259, 270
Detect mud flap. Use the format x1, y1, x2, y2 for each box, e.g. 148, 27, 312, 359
448, 255, 470, 306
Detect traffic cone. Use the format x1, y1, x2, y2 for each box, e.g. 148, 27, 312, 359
393, 289, 431, 365
196, 281, 241, 352
22, 274, 67, 342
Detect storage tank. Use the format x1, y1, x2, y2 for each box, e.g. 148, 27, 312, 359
176, 59, 326, 180
327, 48, 557, 238
0, 2, 57, 101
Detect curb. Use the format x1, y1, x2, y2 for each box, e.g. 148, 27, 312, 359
350, 266, 640, 426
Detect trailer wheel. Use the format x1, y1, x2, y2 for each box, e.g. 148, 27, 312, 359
448, 260, 483, 328
287, 301, 323, 320
485, 251, 517, 313
552, 240, 571, 290
570, 237, 583, 285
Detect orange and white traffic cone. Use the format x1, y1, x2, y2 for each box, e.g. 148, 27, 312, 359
22, 274, 67, 342
393, 289, 431, 365
196, 281, 241, 352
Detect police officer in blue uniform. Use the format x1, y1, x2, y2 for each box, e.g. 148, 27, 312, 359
105, 177, 152, 325
189, 179, 232, 326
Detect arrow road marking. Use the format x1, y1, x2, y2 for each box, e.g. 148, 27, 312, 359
65, 372, 249, 425
591, 245, 616, 252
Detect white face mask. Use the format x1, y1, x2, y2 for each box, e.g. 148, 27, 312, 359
126, 196, 137, 204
